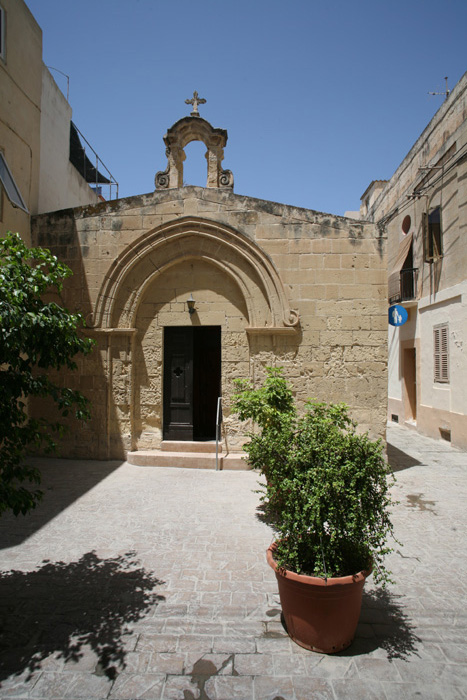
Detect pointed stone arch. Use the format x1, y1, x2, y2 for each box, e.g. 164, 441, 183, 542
92, 216, 299, 333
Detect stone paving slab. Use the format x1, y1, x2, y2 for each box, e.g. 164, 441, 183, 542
0, 424, 466, 699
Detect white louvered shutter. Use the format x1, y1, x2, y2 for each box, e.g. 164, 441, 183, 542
434, 325, 449, 383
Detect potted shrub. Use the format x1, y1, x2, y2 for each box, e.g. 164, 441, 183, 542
233, 367, 397, 653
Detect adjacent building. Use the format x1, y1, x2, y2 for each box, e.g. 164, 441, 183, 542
0, 0, 113, 243
0, 0, 41, 241
362, 71, 467, 450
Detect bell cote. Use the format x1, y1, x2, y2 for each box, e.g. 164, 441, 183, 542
155, 92, 234, 190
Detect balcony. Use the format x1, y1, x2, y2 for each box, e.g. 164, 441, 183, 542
389, 268, 418, 305
401, 268, 418, 301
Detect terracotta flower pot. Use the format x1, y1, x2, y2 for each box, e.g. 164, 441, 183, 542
266, 543, 371, 653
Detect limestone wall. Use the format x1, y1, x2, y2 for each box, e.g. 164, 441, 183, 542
32, 187, 387, 459
0, 0, 42, 241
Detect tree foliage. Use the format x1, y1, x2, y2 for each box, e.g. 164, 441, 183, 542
0, 232, 94, 516
233, 367, 397, 585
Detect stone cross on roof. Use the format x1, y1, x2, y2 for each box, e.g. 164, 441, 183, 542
185, 91, 206, 117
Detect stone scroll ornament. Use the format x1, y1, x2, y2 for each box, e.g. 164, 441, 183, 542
155, 150, 171, 189
155, 169, 170, 189
219, 169, 234, 188
283, 309, 300, 327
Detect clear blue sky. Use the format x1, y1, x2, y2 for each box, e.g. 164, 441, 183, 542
26, 0, 467, 216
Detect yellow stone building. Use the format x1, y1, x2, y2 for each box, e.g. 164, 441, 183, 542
361, 71, 467, 450
0, 0, 114, 243
31, 109, 388, 465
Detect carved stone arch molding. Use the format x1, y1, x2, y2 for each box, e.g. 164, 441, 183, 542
92, 217, 299, 334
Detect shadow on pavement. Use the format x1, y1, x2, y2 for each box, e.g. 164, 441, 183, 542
0, 551, 164, 685
341, 588, 421, 659
0, 458, 124, 549
386, 442, 422, 472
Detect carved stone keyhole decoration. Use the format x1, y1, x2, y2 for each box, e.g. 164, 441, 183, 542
173, 366, 184, 378
155, 113, 234, 191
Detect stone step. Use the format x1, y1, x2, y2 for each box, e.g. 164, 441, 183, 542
127, 450, 248, 470
160, 440, 217, 453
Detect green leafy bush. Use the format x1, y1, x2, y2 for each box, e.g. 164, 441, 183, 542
0, 232, 95, 516
233, 367, 396, 585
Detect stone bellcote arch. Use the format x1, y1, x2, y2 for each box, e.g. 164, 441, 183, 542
155, 112, 234, 190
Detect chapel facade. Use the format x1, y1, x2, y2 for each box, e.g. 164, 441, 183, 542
31, 99, 388, 465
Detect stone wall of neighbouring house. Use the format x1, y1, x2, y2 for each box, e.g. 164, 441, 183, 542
31, 186, 387, 459
0, 0, 42, 241
369, 71, 467, 449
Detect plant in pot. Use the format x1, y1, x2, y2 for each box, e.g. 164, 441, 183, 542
233, 367, 397, 653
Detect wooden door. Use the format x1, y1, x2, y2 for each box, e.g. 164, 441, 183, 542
163, 327, 194, 440
403, 347, 417, 421
163, 327, 221, 441
193, 326, 221, 440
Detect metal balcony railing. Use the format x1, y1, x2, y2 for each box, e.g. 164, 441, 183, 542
400, 268, 418, 301
389, 268, 418, 305
70, 122, 119, 201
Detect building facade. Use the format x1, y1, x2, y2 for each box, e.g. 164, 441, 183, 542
0, 0, 108, 243
0, 0, 41, 241
31, 112, 388, 463
364, 71, 467, 450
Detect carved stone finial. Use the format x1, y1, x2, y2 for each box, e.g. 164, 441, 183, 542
185, 91, 206, 117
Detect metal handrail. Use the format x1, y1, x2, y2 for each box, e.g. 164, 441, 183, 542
215, 397, 223, 471
71, 121, 119, 200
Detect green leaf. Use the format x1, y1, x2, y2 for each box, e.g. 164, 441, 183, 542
232, 367, 398, 585
0, 231, 95, 517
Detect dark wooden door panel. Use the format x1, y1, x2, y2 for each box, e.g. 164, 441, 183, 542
163, 327, 193, 440
194, 327, 221, 440
163, 326, 221, 441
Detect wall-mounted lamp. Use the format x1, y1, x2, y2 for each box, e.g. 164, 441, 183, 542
187, 293, 196, 316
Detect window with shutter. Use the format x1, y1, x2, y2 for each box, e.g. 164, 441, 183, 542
433, 324, 449, 383
424, 206, 443, 262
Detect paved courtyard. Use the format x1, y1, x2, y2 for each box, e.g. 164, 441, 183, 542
0, 424, 466, 699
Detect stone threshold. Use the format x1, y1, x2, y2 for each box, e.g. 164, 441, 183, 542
127, 448, 248, 470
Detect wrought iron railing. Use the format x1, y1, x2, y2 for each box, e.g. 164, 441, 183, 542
390, 268, 418, 305
400, 268, 418, 301
215, 397, 223, 471
70, 122, 119, 201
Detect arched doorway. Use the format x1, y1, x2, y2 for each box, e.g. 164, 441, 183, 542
132, 256, 250, 449
92, 216, 299, 452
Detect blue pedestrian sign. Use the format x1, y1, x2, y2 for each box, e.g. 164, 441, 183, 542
388, 304, 408, 326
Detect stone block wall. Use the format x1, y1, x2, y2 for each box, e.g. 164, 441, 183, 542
31, 186, 387, 459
